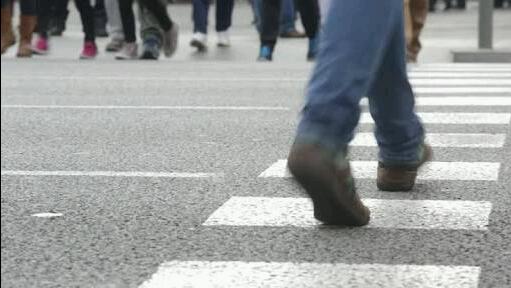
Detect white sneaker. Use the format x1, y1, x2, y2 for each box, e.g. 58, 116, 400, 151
217, 31, 230, 47
190, 32, 207, 51
115, 42, 138, 60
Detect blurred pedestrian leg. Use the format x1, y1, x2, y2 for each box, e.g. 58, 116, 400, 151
49, 0, 70, 36
279, 0, 305, 38
94, 0, 109, 37
406, 0, 428, 62
258, 0, 319, 61
288, 0, 428, 226
191, 0, 234, 50
0, 0, 37, 57
105, 0, 124, 52
33, 0, 56, 55
1, 0, 16, 54
74, 0, 98, 59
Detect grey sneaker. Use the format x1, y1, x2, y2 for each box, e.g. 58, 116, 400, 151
163, 23, 179, 58
115, 42, 138, 60
106, 38, 124, 52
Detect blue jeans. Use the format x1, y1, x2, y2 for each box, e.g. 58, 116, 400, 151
253, 0, 296, 34
296, 0, 424, 165
192, 0, 234, 34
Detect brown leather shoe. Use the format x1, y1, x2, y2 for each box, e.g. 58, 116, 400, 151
377, 144, 433, 192
280, 30, 307, 38
16, 15, 36, 58
288, 143, 370, 226
1, 4, 16, 54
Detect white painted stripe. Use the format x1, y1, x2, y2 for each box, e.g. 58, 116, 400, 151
413, 87, 511, 94
140, 261, 481, 288
258, 160, 500, 181
203, 197, 492, 230
1, 107, 509, 124
359, 112, 511, 124
410, 79, 511, 86
0, 105, 290, 111
32, 213, 63, 218
408, 72, 511, 78
0, 170, 220, 178
351, 133, 506, 148
360, 97, 511, 106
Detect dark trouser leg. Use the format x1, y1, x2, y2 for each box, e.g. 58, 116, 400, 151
20, 0, 37, 15
215, 0, 234, 32
74, 0, 95, 41
38, 0, 57, 38
140, 0, 173, 31
260, 0, 281, 48
119, 0, 136, 42
294, 0, 319, 39
192, 0, 209, 33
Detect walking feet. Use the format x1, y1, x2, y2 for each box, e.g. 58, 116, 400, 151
377, 144, 433, 192
79, 41, 98, 59
287, 143, 370, 226
288, 142, 433, 226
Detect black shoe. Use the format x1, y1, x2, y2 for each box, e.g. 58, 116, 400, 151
140, 37, 161, 60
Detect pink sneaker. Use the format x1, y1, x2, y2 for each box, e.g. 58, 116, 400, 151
32, 36, 49, 55
79, 41, 98, 59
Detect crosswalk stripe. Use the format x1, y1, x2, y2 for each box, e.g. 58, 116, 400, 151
359, 112, 511, 124
139, 260, 481, 288
351, 133, 506, 148
408, 72, 511, 78
410, 79, 511, 86
412, 87, 511, 94
2, 77, 511, 85
0, 105, 290, 111
258, 160, 500, 181
360, 97, 511, 106
0, 170, 221, 178
203, 197, 492, 230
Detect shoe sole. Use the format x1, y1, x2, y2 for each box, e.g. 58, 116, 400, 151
376, 145, 433, 192
140, 50, 158, 60
288, 154, 370, 227
190, 40, 207, 52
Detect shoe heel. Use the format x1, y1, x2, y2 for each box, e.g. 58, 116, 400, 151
377, 168, 417, 191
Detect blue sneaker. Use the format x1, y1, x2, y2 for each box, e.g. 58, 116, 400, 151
307, 35, 319, 61
257, 45, 273, 62
140, 36, 161, 60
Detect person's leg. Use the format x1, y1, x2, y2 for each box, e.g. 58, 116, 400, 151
429, 0, 437, 11
17, 0, 37, 57
407, 0, 428, 62
289, 0, 423, 226
294, 0, 319, 60
296, 0, 400, 152
119, 0, 136, 43
192, 0, 209, 34
260, 0, 281, 50
138, 0, 163, 59
456, 0, 466, 8
1, 0, 15, 54
38, 4, 54, 39
140, 0, 173, 31
215, 0, 234, 32
93, 0, 108, 37
33, 0, 55, 54
253, 0, 262, 32
75, 0, 95, 42
140, 0, 177, 57
105, 0, 125, 43
367, 9, 424, 167
50, 0, 70, 36
74, 0, 98, 58
279, 0, 295, 35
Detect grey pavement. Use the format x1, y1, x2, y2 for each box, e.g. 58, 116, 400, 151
2, 2, 511, 288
